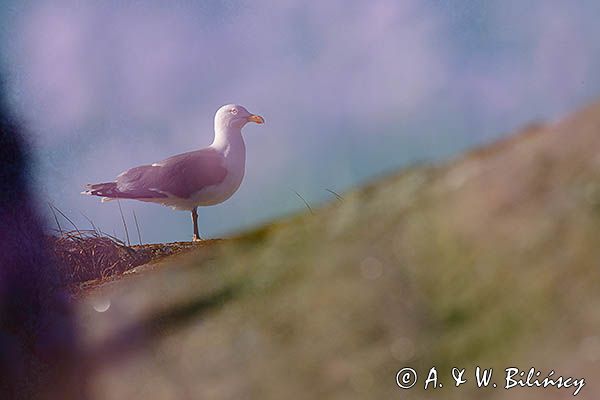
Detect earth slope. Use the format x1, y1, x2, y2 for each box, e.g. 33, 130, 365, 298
79, 101, 600, 399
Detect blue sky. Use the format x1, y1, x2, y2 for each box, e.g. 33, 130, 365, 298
1, 0, 600, 242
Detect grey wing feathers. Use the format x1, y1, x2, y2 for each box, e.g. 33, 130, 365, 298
114, 148, 228, 199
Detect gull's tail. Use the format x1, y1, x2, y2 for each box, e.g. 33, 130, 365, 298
81, 182, 119, 202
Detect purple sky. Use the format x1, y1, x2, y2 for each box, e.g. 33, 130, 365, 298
2, 0, 600, 242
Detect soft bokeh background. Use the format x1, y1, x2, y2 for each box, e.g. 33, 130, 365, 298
1, 0, 599, 242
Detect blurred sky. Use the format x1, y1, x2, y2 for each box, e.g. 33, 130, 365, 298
1, 0, 600, 242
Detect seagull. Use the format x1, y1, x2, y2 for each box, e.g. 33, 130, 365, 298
82, 104, 264, 241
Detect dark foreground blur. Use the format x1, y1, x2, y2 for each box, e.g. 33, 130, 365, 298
0, 85, 86, 399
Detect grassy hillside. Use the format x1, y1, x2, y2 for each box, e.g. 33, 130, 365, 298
79, 102, 600, 399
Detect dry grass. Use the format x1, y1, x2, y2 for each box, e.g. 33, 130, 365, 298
48, 230, 152, 285
48, 230, 220, 288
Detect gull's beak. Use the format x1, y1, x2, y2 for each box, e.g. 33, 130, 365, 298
247, 114, 265, 124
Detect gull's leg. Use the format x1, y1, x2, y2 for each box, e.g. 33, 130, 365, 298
191, 207, 202, 241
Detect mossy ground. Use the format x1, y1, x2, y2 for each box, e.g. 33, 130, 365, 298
79, 103, 600, 399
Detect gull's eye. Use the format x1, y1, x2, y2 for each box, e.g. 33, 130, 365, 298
230, 108, 238, 115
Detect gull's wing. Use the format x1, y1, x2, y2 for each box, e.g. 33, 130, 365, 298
115, 148, 228, 199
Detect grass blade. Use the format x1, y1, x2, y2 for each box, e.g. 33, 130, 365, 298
325, 188, 343, 201
292, 190, 314, 215
132, 209, 142, 245
48, 202, 63, 234
80, 211, 99, 235
50, 204, 81, 235
116, 198, 130, 247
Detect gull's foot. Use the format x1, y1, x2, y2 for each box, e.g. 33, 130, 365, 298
192, 235, 203, 242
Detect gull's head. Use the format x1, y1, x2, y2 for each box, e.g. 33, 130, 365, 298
215, 104, 264, 130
